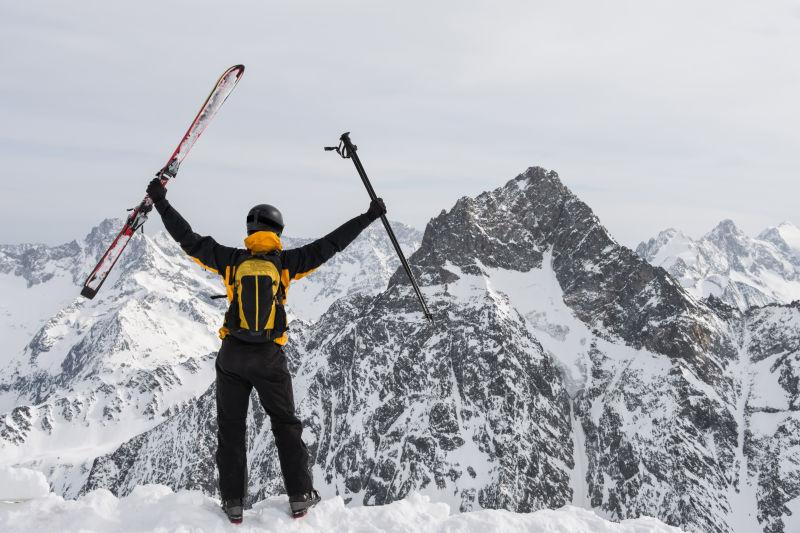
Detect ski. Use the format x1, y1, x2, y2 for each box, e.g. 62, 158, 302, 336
80, 64, 245, 299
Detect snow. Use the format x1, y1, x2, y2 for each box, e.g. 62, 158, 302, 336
727, 335, 760, 533
0, 271, 76, 369
569, 401, 590, 508
776, 221, 800, 254
748, 355, 792, 412
0, 477, 685, 533
785, 494, 800, 533
0, 466, 49, 501
0, 229, 227, 479
477, 252, 591, 393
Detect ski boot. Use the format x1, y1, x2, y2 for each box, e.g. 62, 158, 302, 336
222, 498, 244, 524
289, 490, 321, 518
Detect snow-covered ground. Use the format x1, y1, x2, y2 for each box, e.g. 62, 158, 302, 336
0, 467, 684, 533
0, 466, 50, 501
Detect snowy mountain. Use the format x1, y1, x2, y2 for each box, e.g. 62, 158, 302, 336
0, 217, 418, 496
0, 220, 227, 494
0, 467, 685, 533
3, 168, 799, 533
70, 168, 800, 533
636, 220, 800, 310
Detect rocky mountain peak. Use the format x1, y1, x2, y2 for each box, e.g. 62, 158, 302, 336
758, 221, 800, 264
634, 231, 697, 281
67, 165, 800, 533
82, 218, 127, 259
710, 218, 741, 234
400, 167, 581, 286
0, 239, 83, 287
654, 227, 681, 241
395, 166, 724, 362
704, 219, 749, 253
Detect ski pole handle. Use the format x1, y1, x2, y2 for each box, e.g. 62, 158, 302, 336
339, 133, 380, 201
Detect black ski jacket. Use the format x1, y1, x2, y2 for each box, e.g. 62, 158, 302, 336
153, 198, 375, 344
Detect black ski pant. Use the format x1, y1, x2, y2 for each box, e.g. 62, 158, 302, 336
215, 336, 312, 501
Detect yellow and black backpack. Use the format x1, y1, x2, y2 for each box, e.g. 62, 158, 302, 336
224, 251, 287, 342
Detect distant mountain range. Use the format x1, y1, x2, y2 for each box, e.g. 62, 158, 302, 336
637, 220, 800, 310
2, 170, 799, 533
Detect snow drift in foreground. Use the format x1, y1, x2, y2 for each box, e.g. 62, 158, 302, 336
0, 466, 49, 501
0, 486, 684, 533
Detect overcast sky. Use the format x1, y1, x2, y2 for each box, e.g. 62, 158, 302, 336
1, 1, 798, 248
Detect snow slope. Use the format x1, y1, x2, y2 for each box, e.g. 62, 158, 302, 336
0, 223, 226, 495
0, 469, 684, 533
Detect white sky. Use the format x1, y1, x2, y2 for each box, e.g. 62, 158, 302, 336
1, 1, 798, 247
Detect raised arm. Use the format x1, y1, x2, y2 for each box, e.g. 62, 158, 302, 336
147, 178, 236, 275
283, 198, 386, 280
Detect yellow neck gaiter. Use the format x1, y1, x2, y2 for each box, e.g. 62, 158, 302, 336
243, 231, 283, 253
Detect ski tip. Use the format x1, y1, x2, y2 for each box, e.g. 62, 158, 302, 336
80, 286, 97, 300
220, 64, 245, 82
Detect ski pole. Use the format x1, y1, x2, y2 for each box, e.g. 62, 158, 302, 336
325, 132, 433, 322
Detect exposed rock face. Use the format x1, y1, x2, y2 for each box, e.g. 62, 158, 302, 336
4, 168, 800, 533
637, 221, 800, 310
743, 302, 800, 533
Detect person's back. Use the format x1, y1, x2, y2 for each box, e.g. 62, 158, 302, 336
145, 178, 386, 521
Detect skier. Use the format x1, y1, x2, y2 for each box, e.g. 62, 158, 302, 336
145, 178, 386, 522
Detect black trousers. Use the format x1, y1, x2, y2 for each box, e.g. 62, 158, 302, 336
215, 336, 313, 500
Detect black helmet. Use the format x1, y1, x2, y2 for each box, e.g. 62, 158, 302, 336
246, 204, 284, 235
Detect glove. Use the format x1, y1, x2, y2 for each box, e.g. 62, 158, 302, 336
366, 198, 387, 222
146, 178, 167, 203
